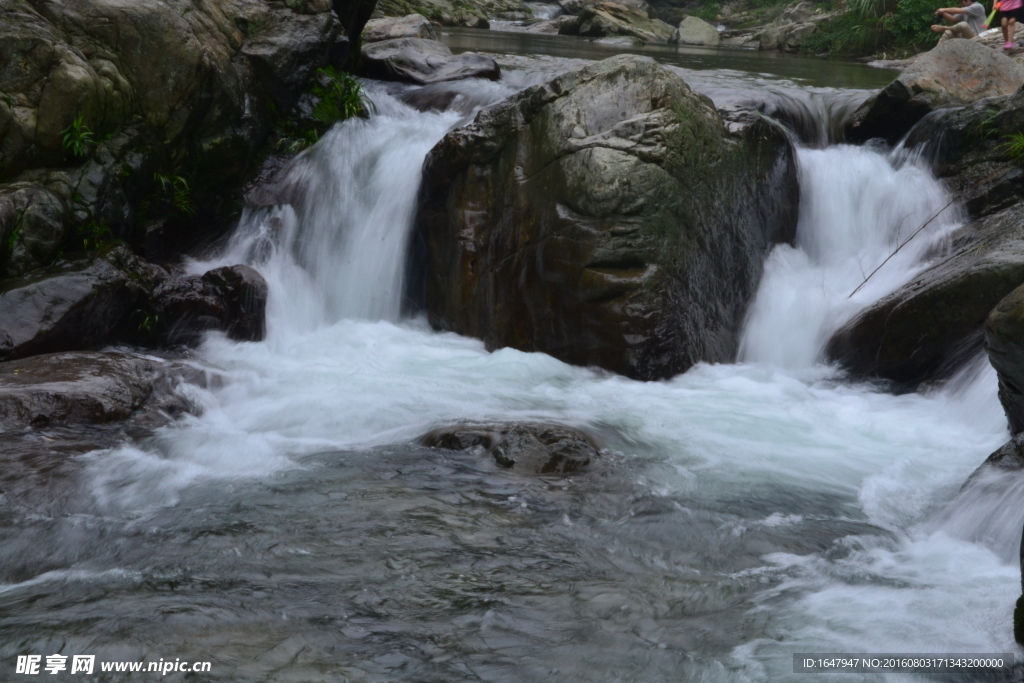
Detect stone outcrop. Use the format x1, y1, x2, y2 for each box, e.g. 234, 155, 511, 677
0, 351, 154, 427
360, 38, 500, 84
0, 0, 376, 280
362, 13, 436, 41
847, 39, 1024, 143
670, 16, 720, 46
375, 0, 502, 27
559, 2, 675, 43
413, 55, 799, 381
756, 2, 834, 52
559, 0, 649, 13
0, 245, 268, 361
421, 422, 600, 474
986, 285, 1024, 434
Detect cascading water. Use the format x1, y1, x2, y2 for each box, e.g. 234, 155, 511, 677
2, 54, 1021, 683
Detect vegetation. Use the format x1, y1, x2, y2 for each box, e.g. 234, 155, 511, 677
61, 116, 94, 158
1001, 130, 1024, 163
74, 220, 114, 252
154, 173, 197, 217
801, 0, 968, 57
311, 67, 366, 125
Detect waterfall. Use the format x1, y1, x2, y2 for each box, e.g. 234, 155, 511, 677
739, 143, 964, 369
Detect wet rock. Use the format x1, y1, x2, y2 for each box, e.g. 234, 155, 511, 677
986, 284, 1024, 434
0, 255, 145, 362
0, 352, 154, 427
559, 0, 649, 13
521, 15, 577, 32
421, 422, 600, 473
847, 40, 1024, 144
362, 13, 437, 42
826, 201, 1024, 389
361, 38, 501, 84
559, 2, 674, 43
374, 0, 493, 27
152, 265, 269, 346
755, 2, 834, 52
413, 55, 798, 380
670, 16, 720, 46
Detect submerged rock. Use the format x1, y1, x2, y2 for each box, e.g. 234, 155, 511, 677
826, 202, 1024, 390
559, 2, 674, 43
986, 284, 1024, 434
847, 40, 1024, 144
361, 38, 501, 84
421, 422, 600, 473
671, 16, 720, 46
362, 13, 437, 42
0, 352, 154, 427
413, 55, 798, 380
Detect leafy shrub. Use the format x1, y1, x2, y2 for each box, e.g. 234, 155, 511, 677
61, 117, 94, 158
311, 67, 365, 125
154, 173, 197, 217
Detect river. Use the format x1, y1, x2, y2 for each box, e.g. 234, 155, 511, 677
0, 29, 1019, 682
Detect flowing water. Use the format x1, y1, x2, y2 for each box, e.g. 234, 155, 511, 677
0, 36, 1021, 683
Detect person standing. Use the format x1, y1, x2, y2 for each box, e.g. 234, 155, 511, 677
930, 0, 987, 41
996, 0, 1024, 48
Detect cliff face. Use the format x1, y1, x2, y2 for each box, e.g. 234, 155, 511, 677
0, 0, 375, 278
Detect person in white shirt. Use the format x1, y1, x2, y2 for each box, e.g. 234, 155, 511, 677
930, 0, 988, 41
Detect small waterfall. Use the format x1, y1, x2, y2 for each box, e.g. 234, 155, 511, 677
739, 143, 964, 369
204, 91, 463, 332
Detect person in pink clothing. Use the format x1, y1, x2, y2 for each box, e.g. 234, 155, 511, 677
998, 0, 1024, 49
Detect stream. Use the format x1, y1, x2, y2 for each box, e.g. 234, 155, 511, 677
0, 31, 1020, 683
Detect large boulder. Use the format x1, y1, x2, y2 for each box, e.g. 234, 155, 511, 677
0, 183, 69, 277
670, 16, 721, 46
826, 201, 1024, 389
360, 38, 500, 84
559, 2, 674, 43
412, 55, 799, 380
0, 351, 154, 427
847, 39, 1024, 143
986, 284, 1024, 434
362, 13, 436, 41
374, 0, 491, 27
559, 0, 649, 13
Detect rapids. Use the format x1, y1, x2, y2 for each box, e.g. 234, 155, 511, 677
0, 38, 1020, 683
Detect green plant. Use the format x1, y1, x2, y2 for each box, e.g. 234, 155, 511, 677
154, 173, 197, 217
6, 225, 21, 247
76, 220, 113, 252
61, 116, 94, 158
132, 309, 160, 334
311, 66, 365, 125
1001, 130, 1024, 163
968, 108, 1002, 143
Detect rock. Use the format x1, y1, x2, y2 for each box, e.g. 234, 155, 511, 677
986, 284, 1024, 434
413, 55, 799, 380
0, 255, 144, 362
559, 0, 649, 13
671, 16, 720, 46
0, 352, 154, 427
847, 39, 1024, 144
421, 422, 600, 473
0, 183, 70, 277
374, 0, 492, 27
757, 21, 819, 51
360, 38, 500, 84
521, 15, 577, 32
559, 2, 674, 43
362, 13, 437, 42
152, 265, 269, 346
826, 202, 1024, 389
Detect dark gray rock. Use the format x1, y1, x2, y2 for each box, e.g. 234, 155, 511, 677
986, 284, 1024, 434
413, 55, 798, 380
0, 183, 69, 277
670, 16, 720, 46
847, 40, 1024, 144
0, 351, 154, 427
0, 256, 144, 362
360, 37, 500, 84
559, 1, 674, 42
152, 265, 269, 346
421, 422, 600, 474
